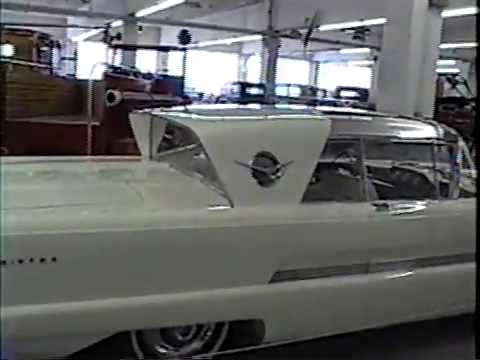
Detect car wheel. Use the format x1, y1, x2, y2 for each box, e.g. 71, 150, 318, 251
131, 322, 229, 359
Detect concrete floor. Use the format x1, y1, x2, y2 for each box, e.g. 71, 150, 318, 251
219, 315, 475, 360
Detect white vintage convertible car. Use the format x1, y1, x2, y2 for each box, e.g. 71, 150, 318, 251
1, 105, 476, 359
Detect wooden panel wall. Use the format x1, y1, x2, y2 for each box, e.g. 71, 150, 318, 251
3, 32, 36, 62
5, 65, 84, 118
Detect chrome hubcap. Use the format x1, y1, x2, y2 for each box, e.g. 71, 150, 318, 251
132, 322, 229, 359
172, 325, 197, 342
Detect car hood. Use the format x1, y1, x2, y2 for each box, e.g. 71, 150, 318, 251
1, 157, 227, 212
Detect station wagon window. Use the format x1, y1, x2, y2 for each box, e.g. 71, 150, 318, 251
303, 139, 368, 203
303, 136, 475, 204
363, 139, 439, 201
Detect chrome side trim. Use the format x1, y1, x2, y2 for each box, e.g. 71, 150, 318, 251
270, 253, 475, 283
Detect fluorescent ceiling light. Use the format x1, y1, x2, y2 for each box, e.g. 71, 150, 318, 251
110, 20, 124, 28
439, 42, 478, 49
338, 47, 371, 54
72, 28, 104, 42
437, 59, 456, 66
436, 68, 461, 74
348, 60, 374, 66
188, 35, 262, 48
441, 6, 478, 18
318, 17, 387, 31
135, 0, 186, 18
71, 19, 123, 42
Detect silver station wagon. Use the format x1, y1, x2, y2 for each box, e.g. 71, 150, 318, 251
1, 105, 475, 359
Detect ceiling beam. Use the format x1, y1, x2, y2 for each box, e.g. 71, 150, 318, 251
2, 23, 104, 29
1, 2, 260, 35
1, 2, 379, 50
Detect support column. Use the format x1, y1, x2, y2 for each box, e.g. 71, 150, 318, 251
263, 36, 281, 102
369, 56, 381, 106
468, 60, 477, 96
262, 0, 280, 102
416, 6, 443, 118
237, 44, 248, 82
122, 20, 139, 67
376, 0, 446, 118
308, 58, 319, 86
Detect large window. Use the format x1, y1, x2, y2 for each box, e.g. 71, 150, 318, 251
167, 51, 185, 76
246, 55, 262, 83
136, 49, 157, 73
76, 41, 108, 80
186, 50, 240, 95
76, 41, 122, 80
168, 50, 239, 95
276, 58, 310, 85
317, 63, 372, 91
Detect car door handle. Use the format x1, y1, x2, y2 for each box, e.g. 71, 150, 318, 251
372, 201, 428, 216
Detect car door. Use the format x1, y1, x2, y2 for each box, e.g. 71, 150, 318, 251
361, 137, 475, 323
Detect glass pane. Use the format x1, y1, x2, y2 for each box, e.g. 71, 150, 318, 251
246, 55, 261, 83
317, 63, 372, 91
184, 50, 239, 96
303, 140, 366, 203
289, 86, 301, 97
275, 85, 288, 96
365, 141, 433, 162
76, 41, 108, 80
245, 86, 264, 95
363, 139, 438, 200
167, 50, 185, 76
136, 49, 157, 73
277, 58, 310, 85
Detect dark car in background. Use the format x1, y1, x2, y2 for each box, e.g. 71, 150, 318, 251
275, 83, 322, 106
318, 86, 373, 109
216, 81, 268, 104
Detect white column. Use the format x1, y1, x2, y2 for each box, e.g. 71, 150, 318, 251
308, 58, 318, 86
415, 6, 443, 118
237, 45, 248, 82
468, 60, 476, 96
369, 56, 381, 105
376, 0, 445, 118
122, 20, 138, 67
262, 36, 281, 101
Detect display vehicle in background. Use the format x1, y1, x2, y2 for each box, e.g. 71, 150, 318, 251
1, 27, 189, 156
316, 86, 373, 109
275, 83, 322, 106
435, 96, 475, 149
434, 74, 475, 152
216, 81, 269, 104
1, 105, 475, 359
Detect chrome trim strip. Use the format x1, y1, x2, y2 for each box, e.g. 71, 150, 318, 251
270, 253, 475, 283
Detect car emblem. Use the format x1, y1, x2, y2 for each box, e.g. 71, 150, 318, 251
235, 151, 294, 188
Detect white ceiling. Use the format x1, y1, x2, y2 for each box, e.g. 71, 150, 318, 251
2, 0, 477, 60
